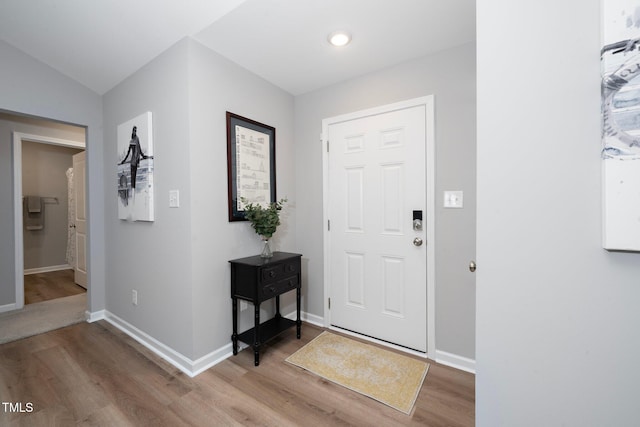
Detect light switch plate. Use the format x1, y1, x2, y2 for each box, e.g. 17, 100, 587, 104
169, 190, 180, 208
444, 190, 463, 208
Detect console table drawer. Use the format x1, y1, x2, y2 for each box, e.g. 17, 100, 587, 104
261, 261, 300, 283
262, 275, 299, 298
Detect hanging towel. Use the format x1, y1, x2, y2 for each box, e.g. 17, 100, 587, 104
27, 196, 41, 213
23, 196, 44, 230
66, 168, 76, 267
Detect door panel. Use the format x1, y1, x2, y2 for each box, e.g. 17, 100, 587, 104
73, 152, 87, 288
328, 104, 427, 352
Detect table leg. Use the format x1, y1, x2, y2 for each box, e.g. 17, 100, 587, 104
254, 301, 260, 366
296, 287, 301, 339
232, 297, 238, 355
275, 295, 281, 319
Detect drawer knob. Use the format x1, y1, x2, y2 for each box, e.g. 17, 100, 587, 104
269, 271, 276, 278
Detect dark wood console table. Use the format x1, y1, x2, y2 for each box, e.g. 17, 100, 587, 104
229, 252, 302, 366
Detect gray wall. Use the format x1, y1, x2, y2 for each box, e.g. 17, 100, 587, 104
477, 0, 640, 424
187, 40, 296, 358
102, 38, 295, 359
22, 141, 83, 270
103, 39, 194, 357
294, 43, 477, 359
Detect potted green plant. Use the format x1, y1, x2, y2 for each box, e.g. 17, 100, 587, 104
241, 197, 287, 258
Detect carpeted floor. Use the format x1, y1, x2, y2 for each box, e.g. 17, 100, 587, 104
0, 294, 86, 344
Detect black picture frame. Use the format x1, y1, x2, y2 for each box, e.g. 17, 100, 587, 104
226, 112, 276, 222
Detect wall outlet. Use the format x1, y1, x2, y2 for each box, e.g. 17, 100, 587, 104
132, 290, 138, 306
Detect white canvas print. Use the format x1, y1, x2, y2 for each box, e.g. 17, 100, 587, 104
602, 0, 640, 159
602, 1, 640, 250
117, 112, 154, 221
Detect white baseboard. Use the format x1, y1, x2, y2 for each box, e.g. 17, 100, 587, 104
0, 302, 18, 314
284, 310, 324, 327
103, 312, 200, 377
85, 310, 105, 323
435, 349, 476, 374
24, 264, 73, 275
190, 344, 237, 377
100, 311, 240, 378
83, 310, 320, 377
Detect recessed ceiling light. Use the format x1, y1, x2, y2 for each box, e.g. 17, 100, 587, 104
328, 31, 352, 47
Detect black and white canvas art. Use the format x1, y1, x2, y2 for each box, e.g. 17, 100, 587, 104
602, 0, 640, 159
117, 112, 154, 221
602, 0, 640, 250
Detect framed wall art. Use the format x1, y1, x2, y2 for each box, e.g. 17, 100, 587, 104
117, 112, 154, 222
226, 112, 276, 222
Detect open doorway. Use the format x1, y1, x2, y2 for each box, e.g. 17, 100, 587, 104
0, 113, 87, 310
0, 111, 88, 343
21, 139, 86, 306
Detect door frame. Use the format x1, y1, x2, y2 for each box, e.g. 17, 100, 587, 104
12, 132, 86, 311
321, 95, 436, 358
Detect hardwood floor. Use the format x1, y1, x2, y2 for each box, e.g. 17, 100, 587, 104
0, 321, 474, 426
24, 270, 86, 305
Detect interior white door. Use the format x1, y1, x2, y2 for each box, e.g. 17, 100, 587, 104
328, 104, 427, 352
72, 151, 87, 288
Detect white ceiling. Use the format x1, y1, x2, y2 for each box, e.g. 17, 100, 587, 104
0, 0, 475, 96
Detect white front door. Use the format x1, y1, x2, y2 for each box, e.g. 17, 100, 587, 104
324, 98, 433, 353
72, 151, 87, 288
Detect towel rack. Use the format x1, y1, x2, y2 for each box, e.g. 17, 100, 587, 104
22, 196, 59, 204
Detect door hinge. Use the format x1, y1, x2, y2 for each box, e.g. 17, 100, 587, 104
328, 298, 331, 309
327, 219, 330, 231
326, 140, 329, 152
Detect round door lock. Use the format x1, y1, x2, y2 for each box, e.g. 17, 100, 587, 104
413, 237, 423, 246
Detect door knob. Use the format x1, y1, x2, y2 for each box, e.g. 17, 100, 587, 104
469, 261, 476, 272
413, 237, 423, 246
